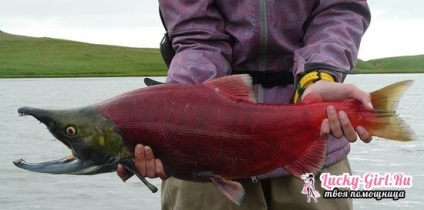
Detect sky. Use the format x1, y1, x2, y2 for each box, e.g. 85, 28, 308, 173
1, 0, 423, 60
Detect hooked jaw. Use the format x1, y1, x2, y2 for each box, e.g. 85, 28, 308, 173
14, 106, 158, 193
13, 155, 114, 175
14, 106, 118, 175
18, 107, 72, 149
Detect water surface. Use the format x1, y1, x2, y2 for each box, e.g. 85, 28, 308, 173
0, 74, 422, 209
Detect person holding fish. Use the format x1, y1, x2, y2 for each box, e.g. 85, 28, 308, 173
118, 0, 372, 209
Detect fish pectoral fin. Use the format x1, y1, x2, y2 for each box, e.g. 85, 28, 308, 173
118, 158, 158, 193
284, 136, 327, 178
210, 175, 246, 206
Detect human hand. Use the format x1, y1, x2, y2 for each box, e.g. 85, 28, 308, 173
117, 144, 169, 182
302, 80, 373, 143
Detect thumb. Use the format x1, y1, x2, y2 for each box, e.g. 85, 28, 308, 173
117, 164, 133, 182
360, 93, 373, 111
350, 88, 373, 111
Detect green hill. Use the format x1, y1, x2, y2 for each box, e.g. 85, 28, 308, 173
355, 59, 376, 70
0, 31, 423, 78
0, 30, 167, 78
355, 55, 424, 73
362, 55, 424, 73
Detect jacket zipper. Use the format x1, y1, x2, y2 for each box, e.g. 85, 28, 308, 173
258, 0, 268, 102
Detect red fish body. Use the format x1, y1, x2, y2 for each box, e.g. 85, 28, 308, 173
97, 75, 409, 182
100, 83, 320, 180
15, 74, 415, 205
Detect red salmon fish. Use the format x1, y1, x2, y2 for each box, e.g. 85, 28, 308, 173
14, 75, 416, 205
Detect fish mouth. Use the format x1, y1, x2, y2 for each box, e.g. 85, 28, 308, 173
13, 155, 99, 175
14, 107, 116, 175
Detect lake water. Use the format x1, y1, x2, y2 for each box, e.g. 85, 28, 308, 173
0, 74, 423, 210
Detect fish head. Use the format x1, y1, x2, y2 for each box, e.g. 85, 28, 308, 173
14, 106, 124, 175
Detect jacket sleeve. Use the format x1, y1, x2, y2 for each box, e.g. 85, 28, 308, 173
292, 0, 371, 82
159, 0, 233, 84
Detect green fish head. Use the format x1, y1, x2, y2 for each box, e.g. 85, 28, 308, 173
14, 106, 124, 175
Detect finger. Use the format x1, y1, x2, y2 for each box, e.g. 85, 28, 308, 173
320, 118, 330, 140
349, 86, 373, 111
356, 126, 373, 143
155, 159, 169, 180
134, 144, 147, 177
117, 164, 133, 182
327, 106, 343, 138
144, 146, 157, 178
338, 111, 357, 142
359, 93, 373, 111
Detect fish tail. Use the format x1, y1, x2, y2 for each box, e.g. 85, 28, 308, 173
366, 80, 417, 141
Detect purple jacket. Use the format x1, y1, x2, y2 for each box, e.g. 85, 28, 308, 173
159, 0, 371, 177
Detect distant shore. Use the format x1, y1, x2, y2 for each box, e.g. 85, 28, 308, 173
2, 71, 423, 79
1, 30, 423, 78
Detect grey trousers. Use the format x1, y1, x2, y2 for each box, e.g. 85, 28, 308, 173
161, 158, 353, 210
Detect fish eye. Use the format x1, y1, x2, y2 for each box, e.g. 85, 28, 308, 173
65, 126, 77, 136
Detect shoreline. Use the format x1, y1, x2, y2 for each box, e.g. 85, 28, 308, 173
1, 71, 422, 79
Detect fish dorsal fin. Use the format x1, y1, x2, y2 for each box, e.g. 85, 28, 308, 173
301, 93, 324, 104
204, 75, 256, 103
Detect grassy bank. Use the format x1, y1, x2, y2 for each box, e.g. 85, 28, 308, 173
0, 31, 423, 78
0, 31, 167, 78
356, 55, 424, 74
